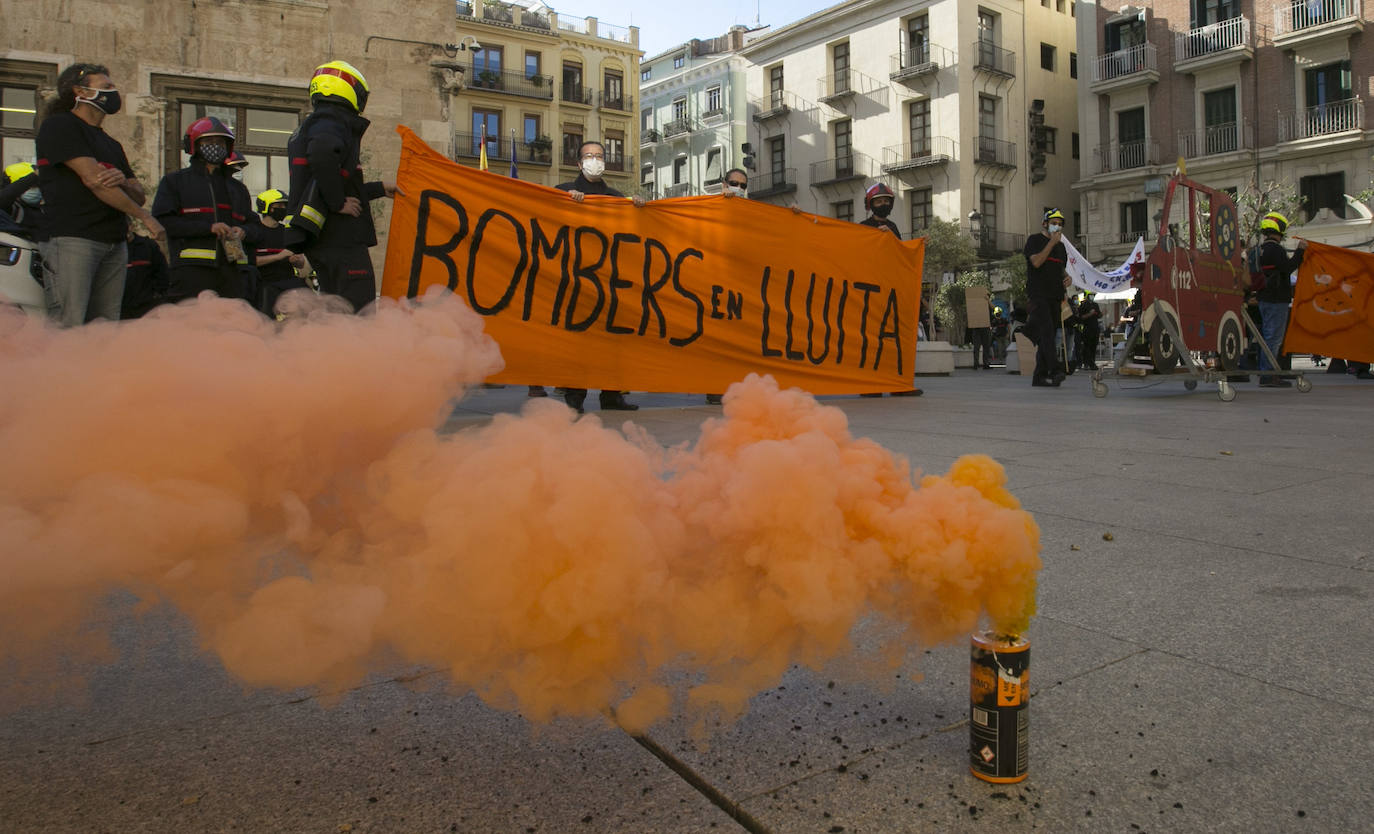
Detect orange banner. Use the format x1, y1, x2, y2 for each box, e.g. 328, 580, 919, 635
1286, 241, 1374, 363
381, 127, 924, 394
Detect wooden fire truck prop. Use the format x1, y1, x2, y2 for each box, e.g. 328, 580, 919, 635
1092, 174, 1311, 401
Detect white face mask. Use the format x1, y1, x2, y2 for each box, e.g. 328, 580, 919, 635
726, 185, 746, 197
581, 157, 605, 178
20, 187, 42, 206
1048, 224, 1062, 234
231, 170, 244, 181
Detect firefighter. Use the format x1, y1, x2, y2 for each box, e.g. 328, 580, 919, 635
254, 188, 310, 316
282, 60, 401, 313
1, 161, 46, 241
151, 116, 264, 301
857, 182, 923, 396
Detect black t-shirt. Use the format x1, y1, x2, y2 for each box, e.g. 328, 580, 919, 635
859, 215, 902, 238
555, 174, 624, 197
1023, 232, 1068, 301
36, 111, 135, 243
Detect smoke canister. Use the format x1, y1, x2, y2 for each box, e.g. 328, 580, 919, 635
969, 630, 1029, 783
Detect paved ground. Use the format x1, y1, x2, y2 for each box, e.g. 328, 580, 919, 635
2, 360, 1371, 833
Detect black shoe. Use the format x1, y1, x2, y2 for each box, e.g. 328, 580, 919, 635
705, 394, 723, 404
892, 388, 923, 396
564, 390, 587, 413
1357, 371, 1374, 380
1051, 371, 1066, 384
1031, 377, 1061, 387
600, 392, 639, 411
860, 393, 884, 397
982, 364, 994, 369
528, 385, 548, 397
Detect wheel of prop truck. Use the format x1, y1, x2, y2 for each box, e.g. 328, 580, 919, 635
1296, 375, 1312, 393
1148, 310, 1181, 374
1184, 379, 1198, 391
1216, 314, 1243, 372
1092, 380, 1108, 398
1217, 380, 1237, 402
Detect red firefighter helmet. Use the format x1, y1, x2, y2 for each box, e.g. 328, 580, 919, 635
864, 182, 895, 211
182, 116, 236, 155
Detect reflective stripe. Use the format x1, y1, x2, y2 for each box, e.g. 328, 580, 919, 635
180, 207, 214, 214
180, 248, 217, 260
127, 259, 152, 267
300, 204, 326, 227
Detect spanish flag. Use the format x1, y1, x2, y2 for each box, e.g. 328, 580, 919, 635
478, 124, 488, 171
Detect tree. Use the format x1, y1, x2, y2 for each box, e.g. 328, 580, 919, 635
1233, 176, 1304, 247
933, 268, 992, 346
918, 217, 978, 285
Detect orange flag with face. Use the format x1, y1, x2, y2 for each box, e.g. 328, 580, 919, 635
381, 126, 925, 395
1285, 241, 1374, 363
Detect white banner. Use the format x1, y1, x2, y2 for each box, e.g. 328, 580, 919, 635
1063, 236, 1145, 295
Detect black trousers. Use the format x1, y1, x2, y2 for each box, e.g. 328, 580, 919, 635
308, 246, 376, 313
170, 263, 248, 302
1079, 330, 1099, 367
1025, 299, 1060, 380
969, 327, 992, 366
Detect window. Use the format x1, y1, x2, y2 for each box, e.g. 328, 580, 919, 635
1041, 43, 1056, 71
705, 85, 722, 115
1073, 210, 1082, 238
0, 83, 41, 170
1105, 17, 1147, 53
908, 99, 931, 155
1192, 0, 1240, 28
673, 156, 687, 184
1300, 172, 1346, 221
832, 42, 851, 94
641, 68, 651, 82
525, 52, 541, 80
641, 163, 654, 188
907, 15, 929, 66
471, 109, 501, 157
671, 97, 687, 121
562, 62, 584, 103
1203, 87, 1237, 154
1121, 200, 1148, 238
833, 200, 853, 222
1070, 52, 1078, 79
641, 108, 652, 131
673, 54, 685, 69
768, 64, 785, 109
1056, 0, 1065, 12
979, 185, 999, 240
1306, 61, 1352, 109
978, 11, 999, 70
704, 147, 722, 184
605, 130, 625, 170
1044, 127, 1057, 154
176, 102, 300, 193
1072, 131, 1080, 159
833, 119, 853, 174
768, 135, 785, 180
603, 70, 624, 110
909, 187, 932, 235
523, 114, 541, 144
562, 125, 583, 166
474, 46, 503, 73
1117, 107, 1146, 168
977, 95, 998, 162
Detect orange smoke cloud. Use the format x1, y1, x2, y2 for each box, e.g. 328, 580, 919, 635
0, 292, 1039, 731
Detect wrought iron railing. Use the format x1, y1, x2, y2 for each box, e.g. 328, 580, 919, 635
882, 137, 955, 170
1093, 43, 1157, 83
751, 167, 797, 197
467, 67, 555, 100
974, 136, 1016, 167
890, 42, 952, 78
1274, 0, 1361, 36
1175, 16, 1251, 61
1092, 138, 1161, 174
1278, 97, 1363, 141
561, 84, 595, 105
973, 41, 1015, 76
1179, 121, 1251, 158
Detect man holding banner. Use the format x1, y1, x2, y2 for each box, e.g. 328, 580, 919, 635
555, 140, 645, 413
1023, 209, 1070, 387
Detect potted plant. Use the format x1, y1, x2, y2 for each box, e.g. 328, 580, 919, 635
476, 69, 500, 88
528, 134, 552, 161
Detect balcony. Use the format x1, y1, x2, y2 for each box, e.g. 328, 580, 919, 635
701, 107, 725, 122
1090, 44, 1159, 93
750, 167, 797, 199
752, 90, 794, 122
600, 92, 631, 112
1274, 0, 1364, 47
1278, 97, 1364, 142
881, 137, 954, 172
810, 151, 876, 186
640, 128, 660, 145
1092, 139, 1162, 175
663, 117, 696, 138
515, 139, 553, 165
818, 70, 856, 104
973, 136, 1016, 168
605, 152, 625, 173
890, 43, 952, 82
664, 182, 692, 198
1178, 121, 1253, 159
973, 41, 1015, 78
454, 132, 510, 161
1174, 17, 1253, 71
466, 67, 556, 101
561, 84, 595, 106
973, 229, 1025, 259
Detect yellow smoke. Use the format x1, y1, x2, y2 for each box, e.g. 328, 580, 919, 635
0, 291, 1039, 728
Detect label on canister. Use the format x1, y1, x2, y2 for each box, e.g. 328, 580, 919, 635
969, 630, 1029, 784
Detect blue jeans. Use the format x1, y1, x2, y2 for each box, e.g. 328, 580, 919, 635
1257, 300, 1289, 372
39, 236, 128, 327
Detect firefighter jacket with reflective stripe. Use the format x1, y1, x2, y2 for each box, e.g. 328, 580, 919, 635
151, 159, 276, 270
284, 101, 385, 249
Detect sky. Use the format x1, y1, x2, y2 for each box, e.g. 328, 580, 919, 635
560, 0, 839, 59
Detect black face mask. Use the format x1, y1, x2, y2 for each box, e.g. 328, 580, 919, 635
872, 202, 892, 218
268, 206, 287, 222
78, 87, 122, 115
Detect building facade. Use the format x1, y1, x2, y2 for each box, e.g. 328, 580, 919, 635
453, 1, 641, 193
639, 27, 756, 199
739, 0, 1080, 260
1074, 0, 1374, 264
